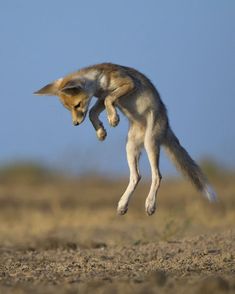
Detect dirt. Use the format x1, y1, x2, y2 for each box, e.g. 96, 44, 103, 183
0, 174, 234, 293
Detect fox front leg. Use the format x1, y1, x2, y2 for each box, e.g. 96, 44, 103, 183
104, 82, 134, 127
89, 99, 107, 141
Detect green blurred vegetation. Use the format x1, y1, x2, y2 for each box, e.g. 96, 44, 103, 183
200, 157, 233, 179
0, 161, 62, 184
0, 157, 233, 185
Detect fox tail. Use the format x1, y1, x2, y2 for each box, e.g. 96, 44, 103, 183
163, 127, 217, 202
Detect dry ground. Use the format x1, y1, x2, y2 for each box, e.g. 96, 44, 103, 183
0, 169, 234, 293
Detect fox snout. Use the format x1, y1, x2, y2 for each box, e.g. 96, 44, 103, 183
73, 121, 80, 126
72, 117, 83, 126
71, 109, 86, 126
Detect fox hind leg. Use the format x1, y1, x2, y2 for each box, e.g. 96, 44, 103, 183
145, 141, 161, 215
144, 115, 163, 216
117, 124, 144, 215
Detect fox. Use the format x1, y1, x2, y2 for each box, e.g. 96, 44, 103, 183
34, 63, 216, 215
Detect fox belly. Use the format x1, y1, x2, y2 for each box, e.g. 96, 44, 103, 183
116, 88, 160, 125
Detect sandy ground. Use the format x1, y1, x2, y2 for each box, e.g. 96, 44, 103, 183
0, 172, 234, 293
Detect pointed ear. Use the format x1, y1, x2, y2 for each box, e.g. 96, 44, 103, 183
59, 79, 83, 96
34, 78, 63, 96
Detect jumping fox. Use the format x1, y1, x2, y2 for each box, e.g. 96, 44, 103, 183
34, 63, 216, 215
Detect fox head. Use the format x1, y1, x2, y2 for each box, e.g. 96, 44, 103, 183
34, 78, 91, 126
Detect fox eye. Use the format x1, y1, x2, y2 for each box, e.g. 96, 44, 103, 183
75, 102, 81, 109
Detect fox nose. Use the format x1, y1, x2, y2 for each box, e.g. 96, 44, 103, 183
73, 121, 79, 126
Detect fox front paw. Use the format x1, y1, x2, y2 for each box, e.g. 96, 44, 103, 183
96, 128, 107, 141
108, 114, 119, 127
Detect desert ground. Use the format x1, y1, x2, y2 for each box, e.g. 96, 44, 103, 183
0, 164, 234, 293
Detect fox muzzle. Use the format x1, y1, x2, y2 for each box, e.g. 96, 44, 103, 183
73, 121, 79, 126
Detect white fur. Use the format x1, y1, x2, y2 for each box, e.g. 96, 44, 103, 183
99, 74, 108, 89
117, 124, 143, 214
203, 185, 217, 202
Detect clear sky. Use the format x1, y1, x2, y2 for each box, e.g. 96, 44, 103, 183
0, 1, 234, 176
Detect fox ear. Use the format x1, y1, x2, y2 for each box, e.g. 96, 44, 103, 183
60, 79, 83, 96
34, 78, 63, 96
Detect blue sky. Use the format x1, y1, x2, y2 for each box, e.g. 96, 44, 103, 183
0, 1, 234, 176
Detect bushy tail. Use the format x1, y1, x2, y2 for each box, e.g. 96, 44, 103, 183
163, 128, 216, 202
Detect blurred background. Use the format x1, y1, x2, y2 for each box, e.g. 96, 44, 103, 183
0, 0, 234, 177
0, 2, 234, 292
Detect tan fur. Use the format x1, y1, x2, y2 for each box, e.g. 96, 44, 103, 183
35, 63, 216, 215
